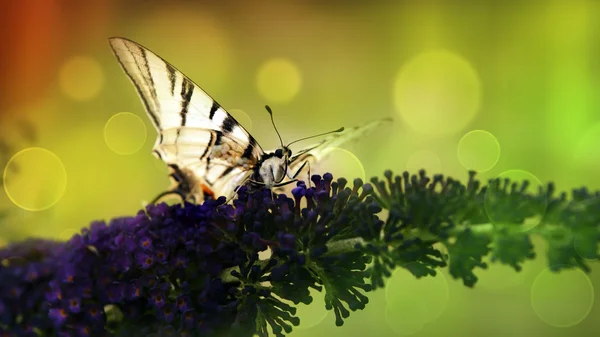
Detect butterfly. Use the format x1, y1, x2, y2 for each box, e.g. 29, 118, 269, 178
109, 37, 391, 204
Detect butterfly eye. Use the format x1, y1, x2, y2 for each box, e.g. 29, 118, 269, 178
287, 149, 292, 157
275, 149, 283, 158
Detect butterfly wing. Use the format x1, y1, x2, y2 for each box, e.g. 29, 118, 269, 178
286, 117, 392, 179
109, 37, 264, 202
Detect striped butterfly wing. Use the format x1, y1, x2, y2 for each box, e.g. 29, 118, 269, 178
285, 118, 392, 181
109, 37, 264, 202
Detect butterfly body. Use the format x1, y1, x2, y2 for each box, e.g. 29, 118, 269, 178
254, 147, 293, 187
109, 37, 390, 204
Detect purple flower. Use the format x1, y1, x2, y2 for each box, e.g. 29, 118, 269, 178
155, 247, 168, 264
113, 232, 136, 253
106, 282, 126, 303
172, 250, 187, 269
180, 309, 198, 329
76, 279, 94, 299
45, 280, 63, 303
72, 323, 93, 336
175, 295, 191, 312
127, 279, 143, 300
0, 173, 383, 336
138, 236, 153, 250
148, 287, 167, 309
0, 239, 62, 332
59, 264, 77, 284
48, 307, 69, 327
107, 253, 132, 273
83, 303, 103, 323
65, 296, 82, 313
158, 303, 176, 323
135, 251, 155, 269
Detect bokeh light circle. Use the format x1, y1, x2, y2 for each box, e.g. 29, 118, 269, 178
316, 148, 366, 183
573, 233, 599, 261
228, 109, 253, 133
385, 263, 449, 324
457, 130, 501, 172
530, 267, 594, 327
58, 228, 79, 242
294, 287, 329, 330
3, 147, 67, 211
476, 257, 527, 290
58, 56, 104, 101
483, 169, 547, 231
405, 149, 442, 175
385, 290, 427, 335
256, 58, 302, 103
1, 256, 28, 268
393, 50, 481, 135
104, 112, 147, 155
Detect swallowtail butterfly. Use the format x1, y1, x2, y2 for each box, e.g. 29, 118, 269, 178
109, 37, 390, 204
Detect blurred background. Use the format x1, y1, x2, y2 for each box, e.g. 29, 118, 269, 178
0, 0, 599, 336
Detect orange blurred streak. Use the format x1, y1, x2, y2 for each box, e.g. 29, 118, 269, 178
0, 0, 65, 114
0, 0, 115, 117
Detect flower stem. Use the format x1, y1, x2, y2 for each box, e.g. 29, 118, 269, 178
220, 222, 498, 283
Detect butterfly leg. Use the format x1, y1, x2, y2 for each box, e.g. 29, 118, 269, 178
274, 179, 298, 188
149, 189, 186, 205
224, 185, 242, 204
306, 161, 312, 188
247, 179, 267, 185
290, 160, 308, 179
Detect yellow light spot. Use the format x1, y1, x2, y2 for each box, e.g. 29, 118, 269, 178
1, 256, 28, 268
314, 148, 365, 183
256, 58, 302, 103
574, 123, 600, 169
294, 287, 329, 330
385, 264, 449, 325
58, 229, 78, 241
457, 130, 501, 172
228, 109, 253, 133
394, 50, 481, 135
484, 169, 547, 231
104, 112, 147, 155
385, 290, 426, 335
405, 149, 442, 175
530, 267, 594, 327
58, 56, 104, 101
3, 147, 67, 211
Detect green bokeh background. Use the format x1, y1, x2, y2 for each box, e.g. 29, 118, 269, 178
0, 1, 598, 336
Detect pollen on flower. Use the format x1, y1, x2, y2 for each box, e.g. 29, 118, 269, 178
139, 237, 152, 249
78, 325, 91, 336
67, 297, 82, 313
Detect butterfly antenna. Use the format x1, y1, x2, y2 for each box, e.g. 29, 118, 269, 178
287, 127, 345, 147
265, 105, 284, 148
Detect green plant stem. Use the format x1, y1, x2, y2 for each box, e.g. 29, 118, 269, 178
220, 221, 498, 283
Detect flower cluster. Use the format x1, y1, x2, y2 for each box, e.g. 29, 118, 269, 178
0, 170, 598, 336
366, 170, 599, 288
0, 238, 64, 335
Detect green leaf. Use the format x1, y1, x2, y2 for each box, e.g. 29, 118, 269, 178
446, 229, 490, 287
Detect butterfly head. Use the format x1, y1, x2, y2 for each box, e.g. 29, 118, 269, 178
274, 147, 292, 159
